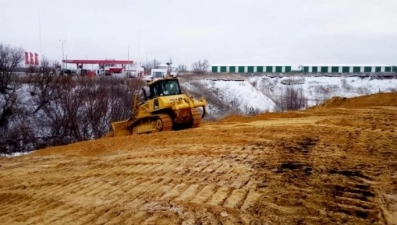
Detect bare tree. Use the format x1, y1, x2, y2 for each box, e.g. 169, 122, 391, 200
142, 59, 161, 75
275, 87, 308, 111
153, 59, 161, 68
143, 59, 161, 70
0, 43, 27, 153
191, 59, 209, 75
178, 64, 188, 73
0, 44, 24, 129
27, 58, 62, 114
0, 44, 24, 93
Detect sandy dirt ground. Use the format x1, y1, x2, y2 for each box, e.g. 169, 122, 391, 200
1, 93, 397, 225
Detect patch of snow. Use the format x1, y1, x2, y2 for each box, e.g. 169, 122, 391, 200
0, 151, 32, 157
249, 75, 397, 107
203, 79, 275, 112
184, 79, 276, 115
183, 75, 396, 119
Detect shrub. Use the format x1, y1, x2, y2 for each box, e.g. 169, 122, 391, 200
1, 72, 144, 154
274, 87, 307, 111
191, 59, 209, 75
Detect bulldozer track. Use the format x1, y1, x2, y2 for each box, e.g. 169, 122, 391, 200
157, 114, 173, 132
131, 114, 172, 134
1, 94, 397, 224
191, 108, 201, 128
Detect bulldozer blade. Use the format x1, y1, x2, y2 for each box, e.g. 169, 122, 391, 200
111, 120, 132, 137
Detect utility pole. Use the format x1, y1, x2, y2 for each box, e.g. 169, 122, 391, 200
38, 10, 43, 63
138, 29, 140, 64
166, 58, 173, 75
59, 39, 66, 69
145, 51, 147, 66
145, 51, 148, 75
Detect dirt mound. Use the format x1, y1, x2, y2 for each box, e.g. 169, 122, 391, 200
315, 92, 397, 109
1, 100, 397, 224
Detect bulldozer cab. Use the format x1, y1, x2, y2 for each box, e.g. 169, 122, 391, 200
149, 79, 181, 99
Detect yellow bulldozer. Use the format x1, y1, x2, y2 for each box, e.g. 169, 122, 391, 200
111, 77, 207, 137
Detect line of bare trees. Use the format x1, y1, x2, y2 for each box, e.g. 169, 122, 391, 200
132, 58, 210, 76
191, 59, 209, 75
1, 43, 144, 154
142, 59, 161, 74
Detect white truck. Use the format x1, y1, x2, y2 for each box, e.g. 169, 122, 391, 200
124, 63, 145, 78
150, 66, 179, 78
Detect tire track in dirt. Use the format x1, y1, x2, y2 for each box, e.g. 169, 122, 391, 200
0, 143, 282, 225
1, 97, 397, 224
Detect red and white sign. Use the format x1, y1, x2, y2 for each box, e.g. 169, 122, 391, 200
29, 52, 34, 65
25, 52, 30, 65
34, 53, 39, 65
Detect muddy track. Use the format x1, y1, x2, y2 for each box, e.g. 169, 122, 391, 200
1, 93, 397, 225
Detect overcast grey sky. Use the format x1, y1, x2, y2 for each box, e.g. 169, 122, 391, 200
1, 0, 397, 66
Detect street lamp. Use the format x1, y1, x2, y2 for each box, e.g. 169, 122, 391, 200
166, 58, 173, 76
127, 45, 131, 68
145, 51, 148, 75
59, 39, 66, 69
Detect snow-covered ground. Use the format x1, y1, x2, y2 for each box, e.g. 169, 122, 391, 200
182, 75, 397, 119
249, 75, 397, 106
182, 79, 276, 119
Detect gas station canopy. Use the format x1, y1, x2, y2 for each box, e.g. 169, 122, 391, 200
62, 59, 133, 64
